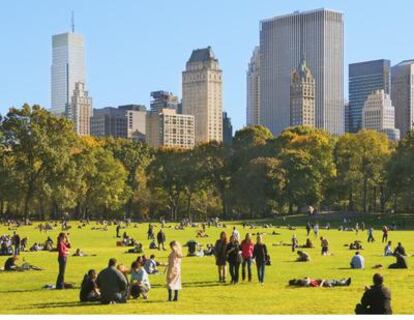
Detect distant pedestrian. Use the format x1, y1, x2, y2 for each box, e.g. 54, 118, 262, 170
253, 234, 268, 284
313, 223, 319, 237
157, 229, 166, 251
12, 232, 20, 256
306, 222, 311, 237
291, 234, 298, 252
367, 227, 375, 242
382, 226, 389, 243
320, 237, 329, 256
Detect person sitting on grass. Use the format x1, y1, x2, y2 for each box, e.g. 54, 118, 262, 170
149, 240, 158, 249
184, 240, 199, 257
355, 273, 392, 314
296, 250, 311, 262
388, 252, 408, 269
203, 244, 214, 256
130, 261, 150, 299
96, 258, 128, 304
393, 242, 406, 256
288, 277, 351, 288
302, 238, 313, 248
349, 240, 363, 250
143, 254, 160, 274
80, 269, 101, 302
30, 242, 43, 251
127, 242, 144, 254
384, 241, 393, 256
4, 255, 18, 271
350, 251, 365, 269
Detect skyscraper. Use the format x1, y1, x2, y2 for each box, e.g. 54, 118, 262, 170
290, 57, 316, 127
260, 8, 344, 136
391, 60, 414, 137
182, 46, 223, 143
349, 59, 391, 133
222, 112, 233, 144
51, 32, 85, 115
67, 82, 92, 136
362, 90, 400, 141
150, 91, 179, 113
246, 46, 260, 126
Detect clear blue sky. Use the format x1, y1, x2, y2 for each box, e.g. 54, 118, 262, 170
0, 0, 413, 130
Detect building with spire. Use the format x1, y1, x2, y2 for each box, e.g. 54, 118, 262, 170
290, 57, 316, 127
50, 18, 86, 116
246, 46, 260, 126
182, 46, 223, 143
67, 82, 92, 136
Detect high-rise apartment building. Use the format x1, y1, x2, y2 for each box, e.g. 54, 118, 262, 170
246, 46, 260, 126
349, 59, 391, 133
290, 58, 316, 127
91, 105, 146, 141
260, 8, 344, 136
51, 32, 85, 115
67, 82, 92, 136
391, 60, 414, 137
222, 112, 233, 144
362, 90, 400, 141
182, 46, 223, 143
146, 109, 195, 149
344, 102, 351, 133
150, 91, 179, 113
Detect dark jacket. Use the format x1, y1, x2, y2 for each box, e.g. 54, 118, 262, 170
226, 242, 241, 264
214, 239, 227, 266
80, 275, 98, 302
253, 243, 268, 264
157, 231, 166, 243
96, 267, 127, 302
360, 285, 392, 314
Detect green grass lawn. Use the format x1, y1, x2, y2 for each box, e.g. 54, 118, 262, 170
0, 215, 413, 314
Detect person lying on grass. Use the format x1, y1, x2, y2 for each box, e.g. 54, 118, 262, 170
72, 248, 96, 257
288, 277, 351, 287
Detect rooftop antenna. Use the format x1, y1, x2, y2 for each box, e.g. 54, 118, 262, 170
71, 11, 75, 33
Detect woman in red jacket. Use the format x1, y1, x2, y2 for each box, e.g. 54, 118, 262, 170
56, 232, 71, 289
240, 233, 254, 282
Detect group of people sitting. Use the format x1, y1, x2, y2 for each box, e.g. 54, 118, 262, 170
0, 232, 26, 256
29, 236, 55, 252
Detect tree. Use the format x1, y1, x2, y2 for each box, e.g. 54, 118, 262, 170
1, 105, 77, 218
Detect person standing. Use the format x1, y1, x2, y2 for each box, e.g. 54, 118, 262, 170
313, 223, 319, 237
147, 224, 154, 240
214, 231, 228, 283
355, 222, 359, 235
231, 227, 240, 243
226, 235, 241, 284
291, 234, 299, 252
157, 229, 166, 251
320, 237, 329, 256
355, 273, 392, 314
12, 231, 20, 256
166, 241, 183, 302
382, 226, 389, 243
367, 227, 375, 242
306, 222, 311, 237
253, 234, 268, 284
240, 233, 254, 282
56, 232, 71, 289
116, 223, 121, 238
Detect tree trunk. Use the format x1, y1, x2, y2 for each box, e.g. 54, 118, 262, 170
363, 177, 368, 213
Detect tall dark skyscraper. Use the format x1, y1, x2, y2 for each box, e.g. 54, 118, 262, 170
348, 59, 391, 133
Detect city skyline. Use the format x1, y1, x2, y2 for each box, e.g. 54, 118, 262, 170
1, 0, 414, 131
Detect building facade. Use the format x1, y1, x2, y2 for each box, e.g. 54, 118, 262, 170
91, 105, 146, 140
150, 91, 179, 113
391, 60, 414, 138
67, 82, 92, 136
182, 46, 223, 143
51, 32, 85, 115
222, 112, 233, 144
349, 59, 391, 133
146, 109, 195, 149
246, 46, 261, 126
290, 58, 316, 127
260, 8, 344, 136
362, 90, 400, 141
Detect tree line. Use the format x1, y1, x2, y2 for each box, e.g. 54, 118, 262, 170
1, 104, 414, 221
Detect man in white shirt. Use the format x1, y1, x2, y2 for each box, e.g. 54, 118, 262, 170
350, 251, 365, 269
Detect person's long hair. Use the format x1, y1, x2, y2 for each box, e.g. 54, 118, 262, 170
219, 231, 227, 244
170, 240, 182, 257
57, 232, 65, 243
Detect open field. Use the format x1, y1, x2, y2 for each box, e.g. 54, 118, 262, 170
0, 214, 414, 314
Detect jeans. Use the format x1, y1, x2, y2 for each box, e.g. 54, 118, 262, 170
242, 257, 252, 281
256, 262, 265, 283
229, 262, 240, 283
102, 292, 127, 304
56, 256, 67, 289
14, 246, 20, 256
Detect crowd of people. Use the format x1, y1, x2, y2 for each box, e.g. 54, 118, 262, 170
0, 217, 411, 314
